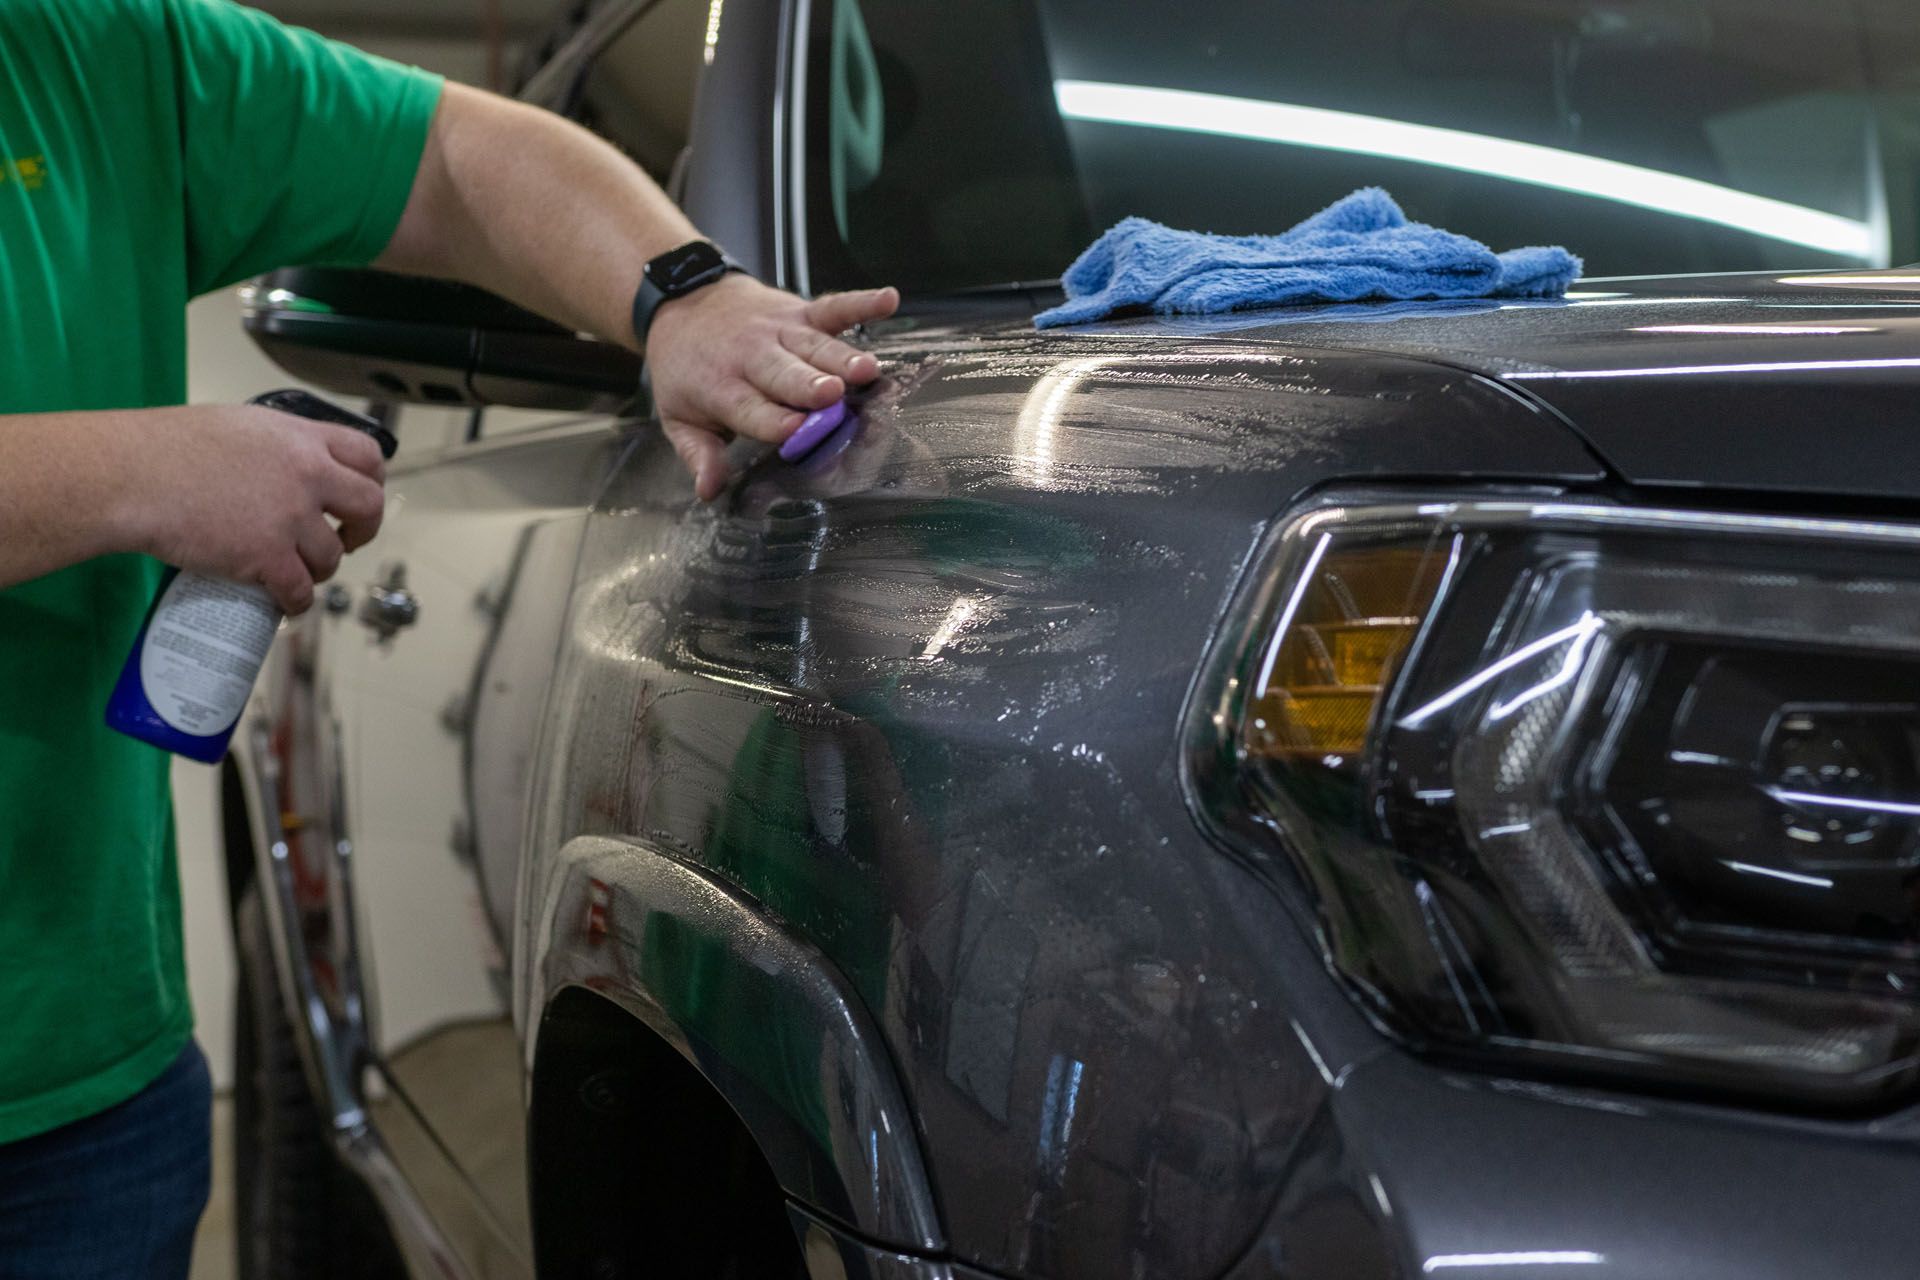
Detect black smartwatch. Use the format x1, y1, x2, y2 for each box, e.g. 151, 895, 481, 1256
630, 239, 745, 347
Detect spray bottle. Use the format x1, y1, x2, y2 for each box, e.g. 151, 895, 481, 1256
105, 389, 396, 763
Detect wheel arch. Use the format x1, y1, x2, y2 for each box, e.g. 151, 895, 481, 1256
519, 834, 946, 1255
527, 984, 812, 1276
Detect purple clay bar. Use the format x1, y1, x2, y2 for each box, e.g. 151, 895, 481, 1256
779, 398, 847, 461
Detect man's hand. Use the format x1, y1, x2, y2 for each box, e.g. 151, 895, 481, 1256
645, 279, 900, 500
0, 408, 385, 614
126, 405, 386, 615
0, 406, 385, 612
376, 85, 903, 500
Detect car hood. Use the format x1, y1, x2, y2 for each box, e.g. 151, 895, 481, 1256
1040, 268, 1920, 505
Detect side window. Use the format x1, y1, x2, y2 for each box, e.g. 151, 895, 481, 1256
573, 0, 712, 189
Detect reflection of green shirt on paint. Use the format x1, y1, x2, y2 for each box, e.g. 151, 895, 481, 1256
648, 699, 918, 1148
0, 0, 439, 1142
644, 497, 1097, 1149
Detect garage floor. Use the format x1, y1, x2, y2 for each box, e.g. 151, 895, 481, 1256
189, 1097, 234, 1280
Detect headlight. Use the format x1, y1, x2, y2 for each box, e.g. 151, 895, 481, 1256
1188, 496, 1920, 1107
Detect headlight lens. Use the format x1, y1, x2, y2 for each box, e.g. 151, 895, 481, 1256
1192, 497, 1920, 1106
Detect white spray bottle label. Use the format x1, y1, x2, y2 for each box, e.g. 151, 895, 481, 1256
138, 573, 282, 736
104, 388, 396, 762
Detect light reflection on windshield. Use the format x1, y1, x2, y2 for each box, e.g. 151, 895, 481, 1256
1053, 80, 1873, 257
805, 1, 1920, 295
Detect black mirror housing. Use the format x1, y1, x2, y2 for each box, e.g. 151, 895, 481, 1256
240, 267, 642, 414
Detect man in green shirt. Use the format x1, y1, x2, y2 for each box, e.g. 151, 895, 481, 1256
0, 0, 896, 1271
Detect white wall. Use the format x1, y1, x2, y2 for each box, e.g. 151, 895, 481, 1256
179, 35, 504, 1088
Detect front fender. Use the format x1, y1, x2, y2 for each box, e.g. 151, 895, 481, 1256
521, 833, 945, 1253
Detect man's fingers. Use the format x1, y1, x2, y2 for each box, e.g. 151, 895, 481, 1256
713, 380, 804, 444
663, 420, 731, 502
295, 515, 345, 584
318, 423, 387, 483
748, 343, 844, 411
321, 468, 386, 552
337, 517, 381, 555
803, 286, 899, 335
261, 551, 316, 616
779, 326, 880, 386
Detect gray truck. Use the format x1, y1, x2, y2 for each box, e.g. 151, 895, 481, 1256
223, 1, 1920, 1276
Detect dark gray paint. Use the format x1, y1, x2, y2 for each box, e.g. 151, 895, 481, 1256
519, 329, 1604, 1277
1053, 273, 1920, 505
1282, 1049, 1920, 1279
269, 280, 1920, 1279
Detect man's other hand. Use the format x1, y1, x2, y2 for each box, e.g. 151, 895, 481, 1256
132, 405, 387, 615
644, 278, 900, 500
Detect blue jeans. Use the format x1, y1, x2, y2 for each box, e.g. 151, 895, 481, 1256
0, 1043, 212, 1279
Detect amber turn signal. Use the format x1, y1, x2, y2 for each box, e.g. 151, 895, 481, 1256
1244, 545, 1446, 760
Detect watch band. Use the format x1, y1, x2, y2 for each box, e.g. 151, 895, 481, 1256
630, 240, 745, 348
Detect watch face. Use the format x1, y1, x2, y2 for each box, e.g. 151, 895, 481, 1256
651, 241, 728, 294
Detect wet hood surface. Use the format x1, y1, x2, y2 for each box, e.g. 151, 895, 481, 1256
1018, 268, 1920, 506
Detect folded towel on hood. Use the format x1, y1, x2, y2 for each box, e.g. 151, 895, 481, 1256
1033, 187, 1581, 328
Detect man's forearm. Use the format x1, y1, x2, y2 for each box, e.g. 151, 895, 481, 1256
374, 83, 685, 350
370, 80, 900, 501
0, 412, 142, 589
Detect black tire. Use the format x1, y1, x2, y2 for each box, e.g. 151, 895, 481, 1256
232, 888, 405, 1280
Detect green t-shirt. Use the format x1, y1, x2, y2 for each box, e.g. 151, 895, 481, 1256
0, 0, 440, 1142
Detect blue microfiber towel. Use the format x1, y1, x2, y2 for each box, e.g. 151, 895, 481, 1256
1034, 187, 1581, 329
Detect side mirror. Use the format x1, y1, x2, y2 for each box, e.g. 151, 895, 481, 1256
241, 267, 642, 414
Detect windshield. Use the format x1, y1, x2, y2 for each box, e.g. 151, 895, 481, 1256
802, 1, 1920, 297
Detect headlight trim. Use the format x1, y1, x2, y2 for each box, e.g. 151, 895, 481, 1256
1183, 492, 1920, 1110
